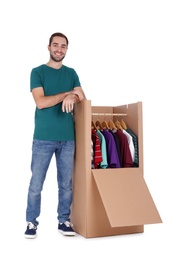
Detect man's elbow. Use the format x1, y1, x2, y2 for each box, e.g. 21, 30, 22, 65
36, 101, 45, 110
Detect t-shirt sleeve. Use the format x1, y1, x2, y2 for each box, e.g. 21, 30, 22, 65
72, 69, 81, 88
30, 67, 43, 91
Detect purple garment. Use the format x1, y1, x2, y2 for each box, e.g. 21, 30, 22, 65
101, 129, 121, 168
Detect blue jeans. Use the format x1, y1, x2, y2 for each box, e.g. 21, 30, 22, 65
26, 140, 75, 226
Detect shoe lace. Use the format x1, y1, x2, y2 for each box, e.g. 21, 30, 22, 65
64, 221, 73, 227
28, 222, 37, 230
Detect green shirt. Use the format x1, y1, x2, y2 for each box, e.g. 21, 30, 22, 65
30, 64, 81, 141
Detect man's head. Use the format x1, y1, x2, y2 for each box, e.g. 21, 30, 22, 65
48, 32, 69, 63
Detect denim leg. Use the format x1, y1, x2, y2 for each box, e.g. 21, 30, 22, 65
55, 141, 75, 223
26, 140, 55, 226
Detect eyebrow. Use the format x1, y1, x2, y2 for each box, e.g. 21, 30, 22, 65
52, 42, 67, 47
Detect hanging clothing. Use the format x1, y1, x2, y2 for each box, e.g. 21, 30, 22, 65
109, 130, 122, 166
91, 129, 102, 169
126, 128, 139, 167
96, 130, 108, 169
101, 129, 121, 168
113, 129, 134, 167
121, 129, 135, 162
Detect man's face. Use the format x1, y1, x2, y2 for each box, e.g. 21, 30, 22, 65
48, 36, 68, 62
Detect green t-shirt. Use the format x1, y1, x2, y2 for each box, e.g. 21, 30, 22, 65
30, 64, 81, 141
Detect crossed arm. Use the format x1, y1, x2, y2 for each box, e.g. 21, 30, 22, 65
31, 86, 86, 113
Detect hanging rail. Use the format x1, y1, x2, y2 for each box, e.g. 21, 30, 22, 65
91, 113, 127, 116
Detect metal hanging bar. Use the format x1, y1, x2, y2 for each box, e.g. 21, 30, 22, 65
91, 113, 127, 116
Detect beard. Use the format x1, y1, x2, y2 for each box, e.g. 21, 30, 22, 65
50, 53, 65, 62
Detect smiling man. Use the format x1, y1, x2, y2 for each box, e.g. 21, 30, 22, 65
24, 32, 86, 239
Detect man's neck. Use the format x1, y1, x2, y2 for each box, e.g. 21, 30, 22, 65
46, 60, 63, 69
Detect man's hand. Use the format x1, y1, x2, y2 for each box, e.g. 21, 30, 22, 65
62, 93, 77, 113
62, 87, 86, 113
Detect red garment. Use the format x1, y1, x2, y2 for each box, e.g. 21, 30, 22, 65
91, 129, 102, 168
114, 130, 133, 167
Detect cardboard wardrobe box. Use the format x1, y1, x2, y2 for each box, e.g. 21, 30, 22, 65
71, 100, 162, 238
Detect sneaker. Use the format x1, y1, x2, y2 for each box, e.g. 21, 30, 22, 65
58, 221, 76, 236
24, 222, 37, 239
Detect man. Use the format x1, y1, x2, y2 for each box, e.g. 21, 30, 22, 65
24, 32, 86, 238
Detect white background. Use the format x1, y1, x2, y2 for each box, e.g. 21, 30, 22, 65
1, 0, 185, 259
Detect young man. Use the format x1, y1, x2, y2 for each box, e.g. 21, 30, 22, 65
24, 32, 86, 238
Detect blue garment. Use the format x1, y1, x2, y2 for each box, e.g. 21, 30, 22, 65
26, 140, 75, 226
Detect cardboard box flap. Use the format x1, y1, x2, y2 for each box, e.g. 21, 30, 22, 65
92, 170, 162, 227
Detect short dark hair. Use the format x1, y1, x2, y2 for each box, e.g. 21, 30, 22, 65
49, 32, 69, 46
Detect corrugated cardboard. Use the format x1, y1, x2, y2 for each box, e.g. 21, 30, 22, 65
71, 100, 162, 238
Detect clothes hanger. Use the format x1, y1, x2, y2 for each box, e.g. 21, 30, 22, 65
121, 119, 127, 130
115, 120, 123, 131
108, 120, 117, 130
101, 120, 110, 130
91, 120, 97, 130
95, 120, 104, 130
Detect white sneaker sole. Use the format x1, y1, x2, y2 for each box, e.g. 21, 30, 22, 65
58, 230, 76, 236
24, 234, 37, 239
